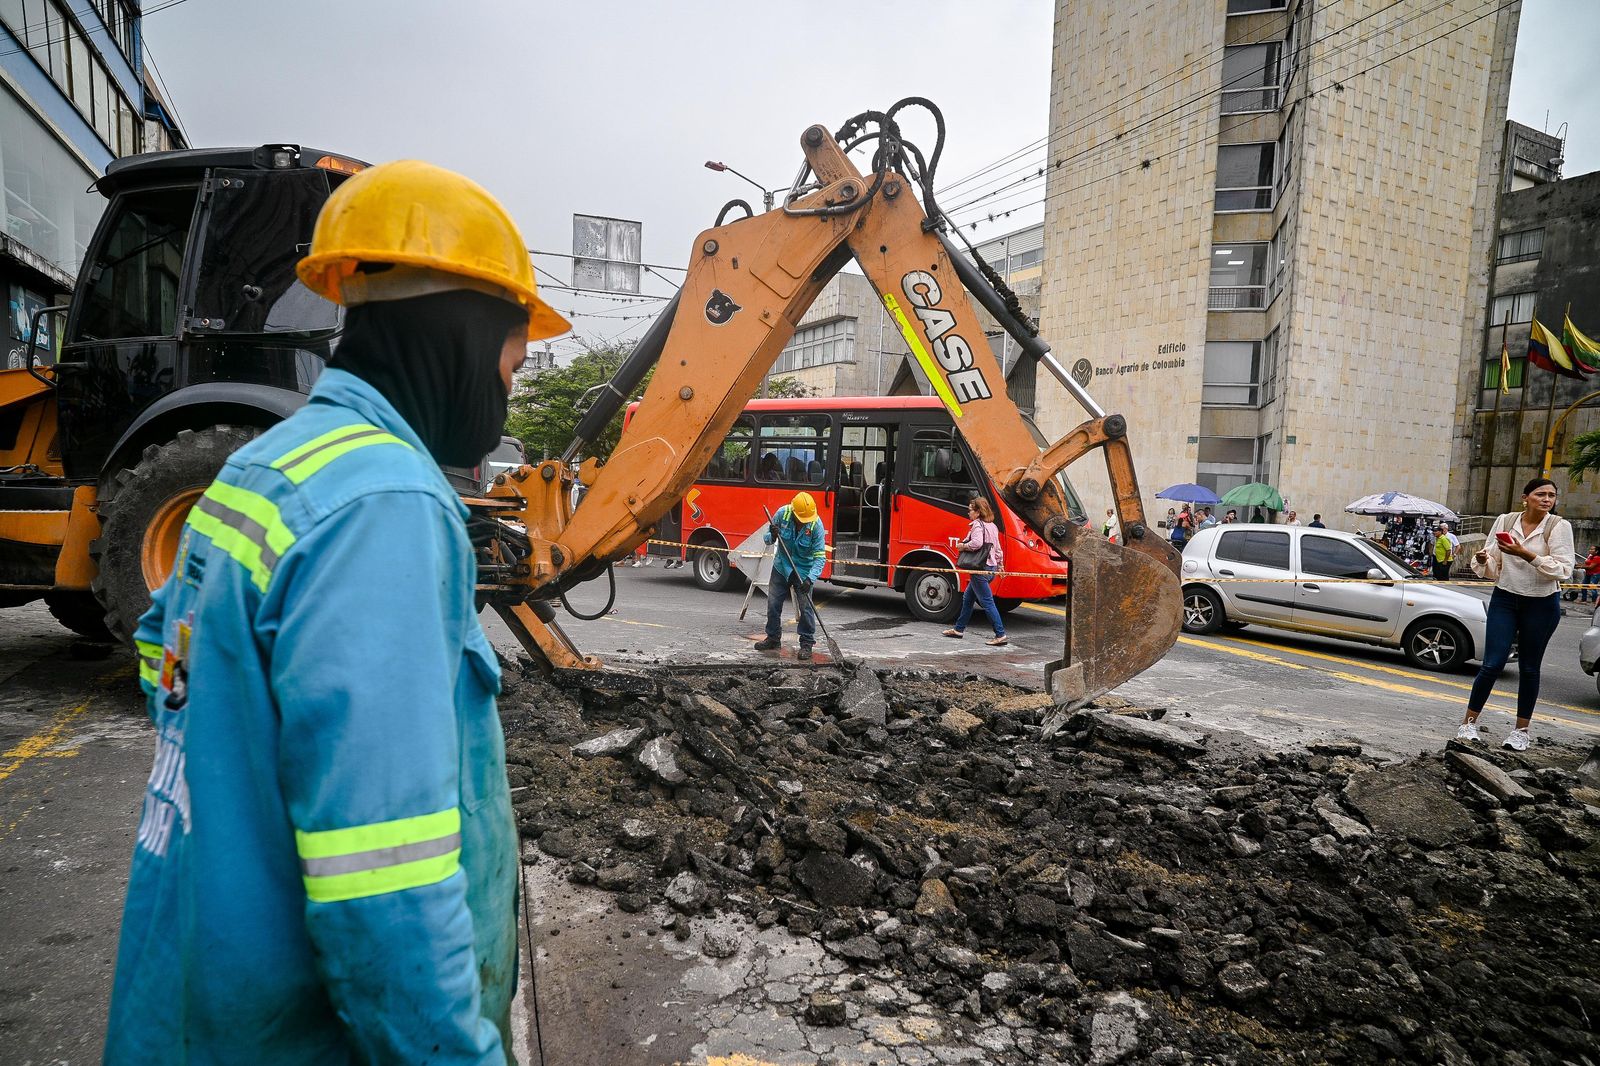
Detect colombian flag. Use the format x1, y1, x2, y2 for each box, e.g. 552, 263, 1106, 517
1564, 312, 1600, 373
1529, 317, 1585, 378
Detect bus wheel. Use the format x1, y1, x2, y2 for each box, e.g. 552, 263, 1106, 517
691, 542, 735, 592
993, 596, 1022, 616
905, 568, 959, 623
91, 425, 260, 644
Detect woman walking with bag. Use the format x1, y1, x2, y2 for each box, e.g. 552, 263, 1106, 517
1456, 478, 1573, 750
943, 496, 1007, 646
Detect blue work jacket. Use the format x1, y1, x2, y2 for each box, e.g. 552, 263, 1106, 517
765, 504, 827, 583
106, 369, 518, 1065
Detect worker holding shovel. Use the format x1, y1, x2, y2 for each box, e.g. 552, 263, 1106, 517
753, 492, 828, 661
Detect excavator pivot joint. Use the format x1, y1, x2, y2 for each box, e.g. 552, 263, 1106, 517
702, 239, 719, 255
541, 464, 556, 482
1126, 522, 1146, 540
1048, 520, 1072, 540
1017, 477, 1040, 501
1104, 414, 1127, 438
804, 126, 826, 147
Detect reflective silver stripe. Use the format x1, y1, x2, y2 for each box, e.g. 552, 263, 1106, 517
277, 427, 391, 477
193, 494, 284, 572
298, 831, 462, 877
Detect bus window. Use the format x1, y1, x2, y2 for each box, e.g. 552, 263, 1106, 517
756, 413, 830, 485
909, 427, 975, 504
703, 414, 754, 482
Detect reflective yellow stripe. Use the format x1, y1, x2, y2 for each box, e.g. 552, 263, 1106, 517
135, 639, 161, 659
271, 423, 413, 485
184, 481, 296, 593
883, 292, 963, 419
135, 639, 162, 685
301, 848, 461, 903
270, 424, 376, 471
295, 807, 461, 903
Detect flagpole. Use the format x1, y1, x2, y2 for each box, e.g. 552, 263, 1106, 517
1535, 321, 1564, 508
1480, 311, 1510, 515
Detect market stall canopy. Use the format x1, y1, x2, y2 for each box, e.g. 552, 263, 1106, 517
1344, 491, 1458, 521
1219, 482, 1285, 511
1155, 483, 1221, 505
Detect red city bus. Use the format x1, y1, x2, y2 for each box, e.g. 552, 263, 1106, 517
630, 396, 1085, 623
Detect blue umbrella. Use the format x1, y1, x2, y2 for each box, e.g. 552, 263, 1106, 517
1156, 483, 1221, 505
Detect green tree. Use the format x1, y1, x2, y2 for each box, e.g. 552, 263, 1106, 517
764, 375, 814, 398
505, 343, 649, 460
1569, 428, 1600, 484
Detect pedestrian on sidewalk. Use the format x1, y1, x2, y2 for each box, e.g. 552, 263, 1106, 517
1308, 513, 1326, 529
1456, 478, 1574, 751
754, 491, 827, 661
106, 161, 568, 1063
1198, 506, 1218, 529
943, 496, 1007, 646
1432, 524, 1455, 581
1583, 545, 1600, 604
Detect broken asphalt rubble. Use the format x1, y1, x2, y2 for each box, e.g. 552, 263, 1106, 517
497, 659, 1600, 1065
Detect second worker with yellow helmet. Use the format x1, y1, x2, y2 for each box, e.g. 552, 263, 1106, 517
754, 491, 828, 661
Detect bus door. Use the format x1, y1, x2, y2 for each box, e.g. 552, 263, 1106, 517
830, 418, 897, 584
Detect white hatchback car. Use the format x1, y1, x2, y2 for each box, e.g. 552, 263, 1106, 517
1180, 523, 1490, 671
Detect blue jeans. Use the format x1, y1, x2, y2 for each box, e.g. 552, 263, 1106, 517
953, 568, 1005, 637
1584, 572, 1600, 602
1468, 587, 1561, 721
765, 571, 816, 647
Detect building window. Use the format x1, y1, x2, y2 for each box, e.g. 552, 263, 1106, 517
1482, 354, 1526, 392
1209, 244, 1269, 310
1227, 0, 1288, 13
1007, 246, 1043, 273
1275, 116, 1295, 195
1221, 43, 1281, 114
773, 318, 855, 372
1260, 328, 1280, 405
1196, 435, 1260, 498
0, 82, 105, 275
1496, 229, 1543, 264
1202, 342, 1260, 406
1490, 292, 1535, 325
1215, 143, 1275, 212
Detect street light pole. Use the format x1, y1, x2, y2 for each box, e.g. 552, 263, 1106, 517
704, 160, 775, 213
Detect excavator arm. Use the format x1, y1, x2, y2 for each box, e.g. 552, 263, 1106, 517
475, 104, 1180, 706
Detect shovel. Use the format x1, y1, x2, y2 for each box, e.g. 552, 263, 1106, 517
762, 505, 845, 664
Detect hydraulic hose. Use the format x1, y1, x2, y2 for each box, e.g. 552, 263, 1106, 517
561, 291, 682, 463
558, 562, 617, 621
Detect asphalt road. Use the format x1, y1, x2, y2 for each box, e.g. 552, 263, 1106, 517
489, 562, 1600, 758
4, 569, 1599, 1061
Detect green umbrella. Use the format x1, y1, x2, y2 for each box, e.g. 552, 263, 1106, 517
1219, 482, 1286, 511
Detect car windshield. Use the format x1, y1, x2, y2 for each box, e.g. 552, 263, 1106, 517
1363, 537, 1425, 578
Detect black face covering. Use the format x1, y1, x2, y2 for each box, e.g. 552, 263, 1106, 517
328, 289, 525, 468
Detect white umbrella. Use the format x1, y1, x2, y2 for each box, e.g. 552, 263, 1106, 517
1344, 491, 1458, 521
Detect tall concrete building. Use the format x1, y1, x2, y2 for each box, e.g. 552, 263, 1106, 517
2, 0, 186, 368
1033, 0, 1519, 527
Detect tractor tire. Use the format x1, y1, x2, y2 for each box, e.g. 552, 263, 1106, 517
44, 591, 113, 641
91, 425, 261, 644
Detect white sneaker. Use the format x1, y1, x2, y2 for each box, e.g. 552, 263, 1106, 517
1454, 722, 1480, 743
1503, 728, 1531, 751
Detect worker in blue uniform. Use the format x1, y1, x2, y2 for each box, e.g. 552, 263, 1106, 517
105, 160, 569, 1064
754, 491, 828, 661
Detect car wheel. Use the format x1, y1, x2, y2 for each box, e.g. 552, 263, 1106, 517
1403, 618, 1470, 671
1181, 586, 1225, 635
905, 569, 959, 623
691, 543, 734, 592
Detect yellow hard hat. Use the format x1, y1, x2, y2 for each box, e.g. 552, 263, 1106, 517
791, 491, 817, 523
296, 160, 570, 341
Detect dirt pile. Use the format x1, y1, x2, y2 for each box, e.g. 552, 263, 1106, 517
498, 660, 1600, 1065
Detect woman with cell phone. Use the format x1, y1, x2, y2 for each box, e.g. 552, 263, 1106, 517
1456, 477, 1574, 750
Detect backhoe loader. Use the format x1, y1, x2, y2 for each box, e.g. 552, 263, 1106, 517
0, 102, 1180, 705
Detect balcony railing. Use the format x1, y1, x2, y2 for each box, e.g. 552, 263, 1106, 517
1215, 186, 1274, 212
1209, 286, 1267, 311
1221, 86, 1280, 114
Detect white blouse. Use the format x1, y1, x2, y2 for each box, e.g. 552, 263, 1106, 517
1470, 511, 1575, 597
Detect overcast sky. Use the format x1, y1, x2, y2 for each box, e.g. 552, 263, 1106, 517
145, 0, 1596, 357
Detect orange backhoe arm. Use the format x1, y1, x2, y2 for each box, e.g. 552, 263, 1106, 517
477, 114, 1180, 706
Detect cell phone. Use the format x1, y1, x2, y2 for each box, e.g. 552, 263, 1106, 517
1495, 531, 1515, 547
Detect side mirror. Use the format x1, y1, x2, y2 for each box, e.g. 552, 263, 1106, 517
25, 303, 69, 387
1366, 568, 1385, 580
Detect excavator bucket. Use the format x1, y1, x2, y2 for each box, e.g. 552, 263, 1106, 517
1047, 530, 1183, 709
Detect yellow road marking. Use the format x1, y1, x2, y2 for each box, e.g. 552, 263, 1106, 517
1016, 602, 1600, 733
0, 697, 93, 786
1224, 634, 1600, 720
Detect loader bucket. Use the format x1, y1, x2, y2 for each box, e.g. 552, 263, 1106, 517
1047, 530, 1182, 709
